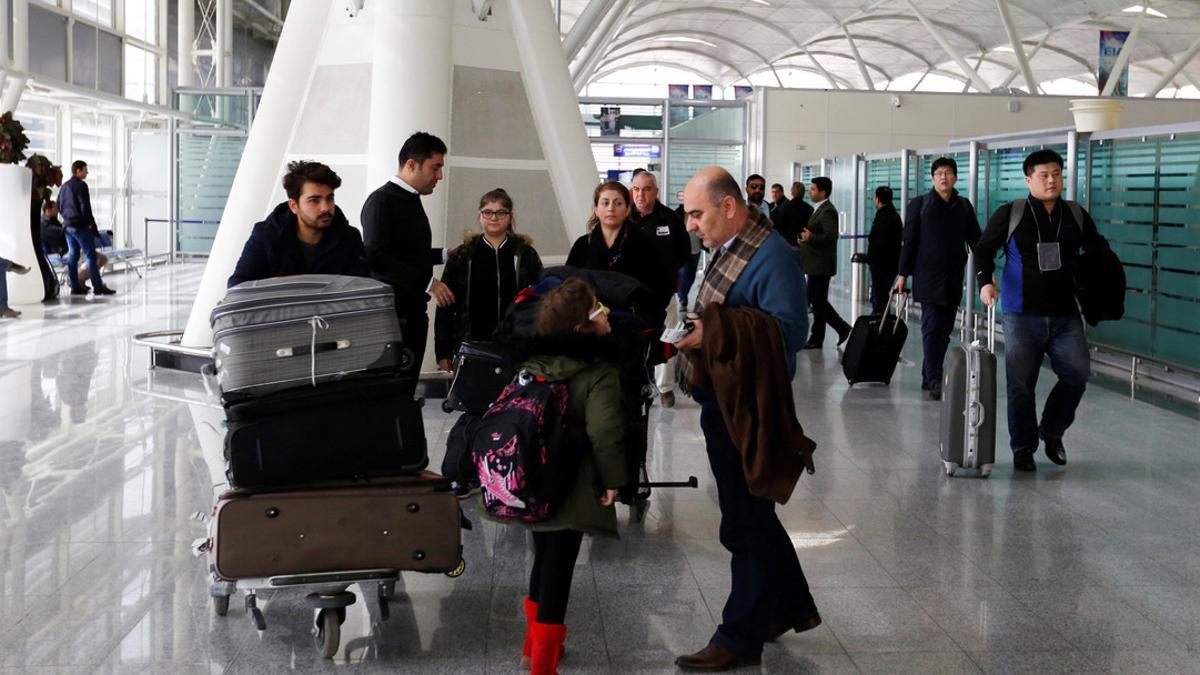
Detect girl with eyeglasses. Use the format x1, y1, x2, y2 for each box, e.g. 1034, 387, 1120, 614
434, 188, 543, 372
488, 276, 624, 674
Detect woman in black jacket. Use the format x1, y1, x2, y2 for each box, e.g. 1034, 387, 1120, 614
566, 181, 673, 328
434, 188, 543, 370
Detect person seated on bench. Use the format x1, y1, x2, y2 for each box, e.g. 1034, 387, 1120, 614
41, 201, 68, 257
228, 161, 369, 287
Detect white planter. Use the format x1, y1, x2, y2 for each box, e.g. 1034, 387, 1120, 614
1069, 98, 1123, 133
0, 164, 43, 306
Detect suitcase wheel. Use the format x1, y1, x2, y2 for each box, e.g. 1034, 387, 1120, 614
445, 558, 466, 578
313, 608, 341, 659
942, 461, 957, 477
212, 594, 230, 617
980, 465, 993, 478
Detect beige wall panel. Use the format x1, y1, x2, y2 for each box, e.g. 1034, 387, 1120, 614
444, 166, 570, 257
451, 65, 544, 161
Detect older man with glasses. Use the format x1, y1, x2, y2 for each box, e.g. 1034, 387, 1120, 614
894, 157, 982, 400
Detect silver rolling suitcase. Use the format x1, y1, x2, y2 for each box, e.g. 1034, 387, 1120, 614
939, 250, 997, 478
210, 275, 409, 398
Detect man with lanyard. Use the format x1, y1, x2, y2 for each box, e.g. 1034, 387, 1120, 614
976, 149, 1103, 472
674, 167, 818, 671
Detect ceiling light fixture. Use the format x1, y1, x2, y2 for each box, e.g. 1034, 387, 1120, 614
1121, 4, 1168, 18
748, 0, 771, 6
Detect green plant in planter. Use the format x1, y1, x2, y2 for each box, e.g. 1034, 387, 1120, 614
1, 111, 31, 164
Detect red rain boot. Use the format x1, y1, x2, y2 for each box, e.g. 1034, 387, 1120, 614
520, 596, 538, 667
529, 620, 566, 675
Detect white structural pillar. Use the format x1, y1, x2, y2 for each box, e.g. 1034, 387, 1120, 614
509, 0, 600, 237
904, 0, 991, 93
0, 0, 29, 113
571, 0, 632, 91
365, 1, 453, 187
561, 0, 615, 64
180, 0, 333, 347
178, 0, 195, 88
1146, 32, 1200, 97
995, 0, 1037, 94
1065, 130, 1078, 201
968, 141, 980, 208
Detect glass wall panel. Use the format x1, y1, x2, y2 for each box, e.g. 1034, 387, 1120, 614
669, 106, 743, 142
16, 100, 58, 162
864, 157, 902, 228
178, 92, 252, 129
666, 144, 743, 207
70, 110, 117, 230
124, 44, 157, 104
1088, 134, 1200, 369
176, 133, 247, 255
124, 0, 156, 45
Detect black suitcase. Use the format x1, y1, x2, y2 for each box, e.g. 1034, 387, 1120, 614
444, 341, 515, 414
223, 374, 427, 488
841, 292, 909, 385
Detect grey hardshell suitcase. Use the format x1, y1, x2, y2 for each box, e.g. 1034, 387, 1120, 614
211, 275, 410, 397
939, 250, 997, 478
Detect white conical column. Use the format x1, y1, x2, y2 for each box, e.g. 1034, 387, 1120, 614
509, 0, 597, 234
180, 0, 332, 347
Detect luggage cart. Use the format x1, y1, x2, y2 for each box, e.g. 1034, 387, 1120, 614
198, 558, 465, 658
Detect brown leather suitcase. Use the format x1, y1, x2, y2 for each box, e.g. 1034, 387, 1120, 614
211, 472, 462, 580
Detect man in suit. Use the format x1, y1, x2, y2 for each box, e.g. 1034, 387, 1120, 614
361, 132, 455, 390
894, 157, 981, 400
799, 176, 850, 349
867, 186, 903, 315
768, 183, 789, 216
771, 187, 813, 250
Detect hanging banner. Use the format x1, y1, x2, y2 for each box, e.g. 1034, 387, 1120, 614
1098, 31, 1130, 96
668, 84, 690, 100
599, 106, 621, 136
734, 86, 754, 99
692, 84, 713, 100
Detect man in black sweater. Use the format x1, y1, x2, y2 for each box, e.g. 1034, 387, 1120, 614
977, 150, 1103, 472
361, 132, 454, 385
630, 169, 690, 407
866, 186, 902, 315
228, 161, 368, 287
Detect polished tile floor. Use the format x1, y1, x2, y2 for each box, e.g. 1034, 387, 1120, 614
2, 263, 1199, 674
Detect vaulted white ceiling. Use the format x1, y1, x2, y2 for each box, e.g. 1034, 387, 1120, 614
560, 0, 1200, 96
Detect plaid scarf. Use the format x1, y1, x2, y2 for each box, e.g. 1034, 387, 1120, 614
678, 210, 773, 390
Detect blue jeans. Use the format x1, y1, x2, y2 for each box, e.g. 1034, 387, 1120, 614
1003, 312, 1090, 452
65, 226, 104, 291
695, 390, 818, 657
0, 257, 11, 308
677, 252, 701, 307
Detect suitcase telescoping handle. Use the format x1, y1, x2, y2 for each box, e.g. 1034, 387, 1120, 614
879, 291, 909, 336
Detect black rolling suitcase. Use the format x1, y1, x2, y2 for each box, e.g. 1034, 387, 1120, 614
841, 292, 909, 385
223, 373, 428, 488
939, 251, 997, 478
443, 341, 515, 414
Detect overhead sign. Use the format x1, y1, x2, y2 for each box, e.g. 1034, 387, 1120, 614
1098, 31, 1130, 96
613, 144, 661, 158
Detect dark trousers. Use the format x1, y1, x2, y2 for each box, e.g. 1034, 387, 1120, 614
528, 529, 584, 624
806, 274, 850, 345
65, 226, 104, 291
869, 266, 896, 315
920, 302, 958, 390
699, 400, 818, 657
1003, 312, 1090, 452
398, 310, 428, 397
678, 252, 702, 308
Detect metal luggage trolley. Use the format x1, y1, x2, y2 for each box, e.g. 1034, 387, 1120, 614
197, 564, 463, 658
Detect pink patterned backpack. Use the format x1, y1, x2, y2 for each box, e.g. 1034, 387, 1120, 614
471, 370, 571, 522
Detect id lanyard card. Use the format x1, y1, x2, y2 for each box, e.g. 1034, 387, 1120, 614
1028, 198, 1063, 272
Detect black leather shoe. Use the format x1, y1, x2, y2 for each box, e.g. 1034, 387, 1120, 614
70, 287, 89, 296
928, 387, 943, 401
675, 643, 760, 672
1013, 448, 1037, 472
767, 613, 822, 642
836, 327, 851, 346
94, 286, 117, 296
1041, 428, 1067, 465
802, 340, 823, 350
